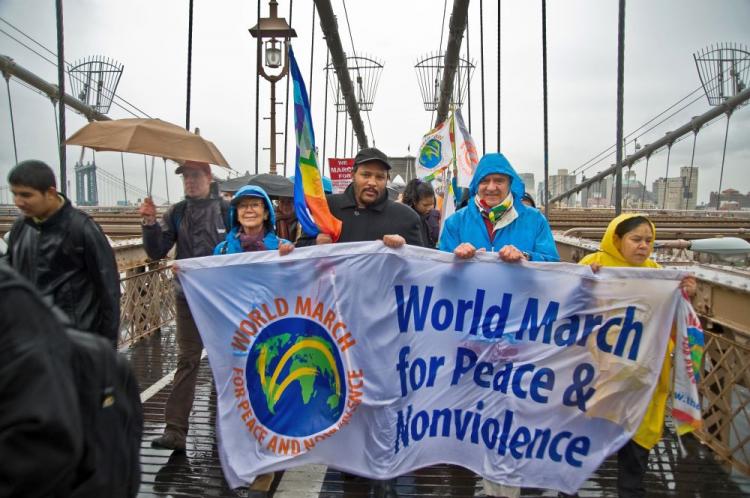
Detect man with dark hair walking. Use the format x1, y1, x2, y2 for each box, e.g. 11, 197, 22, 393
5, 159, 121, 345
140, 160, 229, 451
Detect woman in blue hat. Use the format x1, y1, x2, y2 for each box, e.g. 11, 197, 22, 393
214, 184, 294, 255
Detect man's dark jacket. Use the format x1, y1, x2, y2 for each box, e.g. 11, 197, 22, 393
141, 197, 228, 261
298, 183, 424, 246
6, 196, 121, 345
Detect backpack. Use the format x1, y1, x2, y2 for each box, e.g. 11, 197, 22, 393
0, 265, 143, 497
65, 328, 143, 498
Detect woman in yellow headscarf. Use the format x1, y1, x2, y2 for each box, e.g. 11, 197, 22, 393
578, 213, 696, 498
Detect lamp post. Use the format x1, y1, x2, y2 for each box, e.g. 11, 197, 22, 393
249, 0, 297, 175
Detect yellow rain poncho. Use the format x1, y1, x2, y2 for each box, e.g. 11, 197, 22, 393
579, 213, 671, 450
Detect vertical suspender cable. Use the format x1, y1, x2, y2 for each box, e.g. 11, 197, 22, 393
163, 158, 171, 204
541, 0, 549, 214
186, 0, 194, 130
715, 112, 732, 210
466, 22, 472, 133
282, 0, 294, 176
308, 4, 316, 102
322, 49, 330, 175
497, 0, 501, 151
52, 99, 60, 150
432, 0, 449, 127
683, 130, 698, 210
343, 112, 348, 157
120, 153, 128, 205
479, 0, 486, 154
254, 0, 261, 174
640, 154, 649, 209
614, 0, 625, 215
56, 0, 67, 194
4, 76, 18, 163
662, 145, 672, 209
334, 108, 339, 157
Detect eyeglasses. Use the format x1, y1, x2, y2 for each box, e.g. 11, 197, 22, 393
237, 200, 265, 210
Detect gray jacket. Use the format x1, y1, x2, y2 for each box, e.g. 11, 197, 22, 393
142, 197, 228, 293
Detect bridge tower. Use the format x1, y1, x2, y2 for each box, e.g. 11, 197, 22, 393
74, 161, 98, 206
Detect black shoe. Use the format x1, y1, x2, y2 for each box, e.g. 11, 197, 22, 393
151, 431, 186, 451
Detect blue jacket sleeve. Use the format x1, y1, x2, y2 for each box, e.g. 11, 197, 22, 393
528, 216, 560, 262
437, 215, 461, 253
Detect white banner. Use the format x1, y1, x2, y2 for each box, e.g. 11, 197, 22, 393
178, 242, 685, 494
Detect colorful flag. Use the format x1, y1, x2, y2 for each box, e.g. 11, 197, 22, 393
415, 114, 454, 181
672, 295, 705, 435
289, 46, 342, 240
453, 108, 479, 188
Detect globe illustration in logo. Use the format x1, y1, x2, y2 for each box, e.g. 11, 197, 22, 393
419, 138, 443, 169
246, 317, 346, 437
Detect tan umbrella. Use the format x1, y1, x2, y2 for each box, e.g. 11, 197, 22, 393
66, 118, 230, 168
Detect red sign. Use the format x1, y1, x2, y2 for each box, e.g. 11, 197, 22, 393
328, 158, 354, 194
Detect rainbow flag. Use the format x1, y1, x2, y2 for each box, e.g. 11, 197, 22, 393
289, 46, 342, 240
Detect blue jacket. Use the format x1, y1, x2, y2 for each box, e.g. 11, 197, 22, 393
438, 153, 560, 262
213, 185, 289, 255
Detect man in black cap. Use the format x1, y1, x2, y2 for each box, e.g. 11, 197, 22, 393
298, 147, 424, 248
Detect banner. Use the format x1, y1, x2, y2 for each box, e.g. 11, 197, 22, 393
328, 158, 354, 194
178, 242, 691, 494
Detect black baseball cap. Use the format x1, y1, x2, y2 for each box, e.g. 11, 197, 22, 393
353, 147, 392, 170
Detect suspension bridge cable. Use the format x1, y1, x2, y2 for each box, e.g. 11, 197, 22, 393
322, 49, 330, 175
431, 0, 449, 127
541, 0, 549, 213
309, 3, 316, 103
571, 54, 749, 177
4, 75, 18, 163
684, 130, 698, 210
283, 0, 294, 176
0, 16, 152, 118
254, 0, 260, 173
479, 0, 486, 154
466, 20, 472, 134
341, 0, 375, 148
715, 112, 732, 209
186, 0, 194, 130
497, 0, 501, 151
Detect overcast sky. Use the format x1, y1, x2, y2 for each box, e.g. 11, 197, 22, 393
0, 0, 748, 205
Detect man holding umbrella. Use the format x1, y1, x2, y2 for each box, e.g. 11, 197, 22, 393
139, 160, 229, 451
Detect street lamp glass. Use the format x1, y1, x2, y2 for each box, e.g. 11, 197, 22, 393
265, 39, 282, 68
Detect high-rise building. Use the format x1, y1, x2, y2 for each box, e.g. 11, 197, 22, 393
653, 166, 699, 210
519, 173, 535, 195
548, 169, 577, 207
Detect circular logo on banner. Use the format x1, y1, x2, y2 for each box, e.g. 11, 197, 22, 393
246, 317, 346, 437
419, 138, 443, 169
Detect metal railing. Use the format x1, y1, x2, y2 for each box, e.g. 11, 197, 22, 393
697, 329, 750, 474
118, 260, 175, 347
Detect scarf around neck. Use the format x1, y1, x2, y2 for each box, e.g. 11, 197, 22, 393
474, 193, 518, 232
238, 230, 267, 252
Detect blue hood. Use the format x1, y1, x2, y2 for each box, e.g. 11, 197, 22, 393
468, 153, 528, 214
229, 184, 276, 229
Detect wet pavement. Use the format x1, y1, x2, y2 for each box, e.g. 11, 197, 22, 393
128, 327, 750, 497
